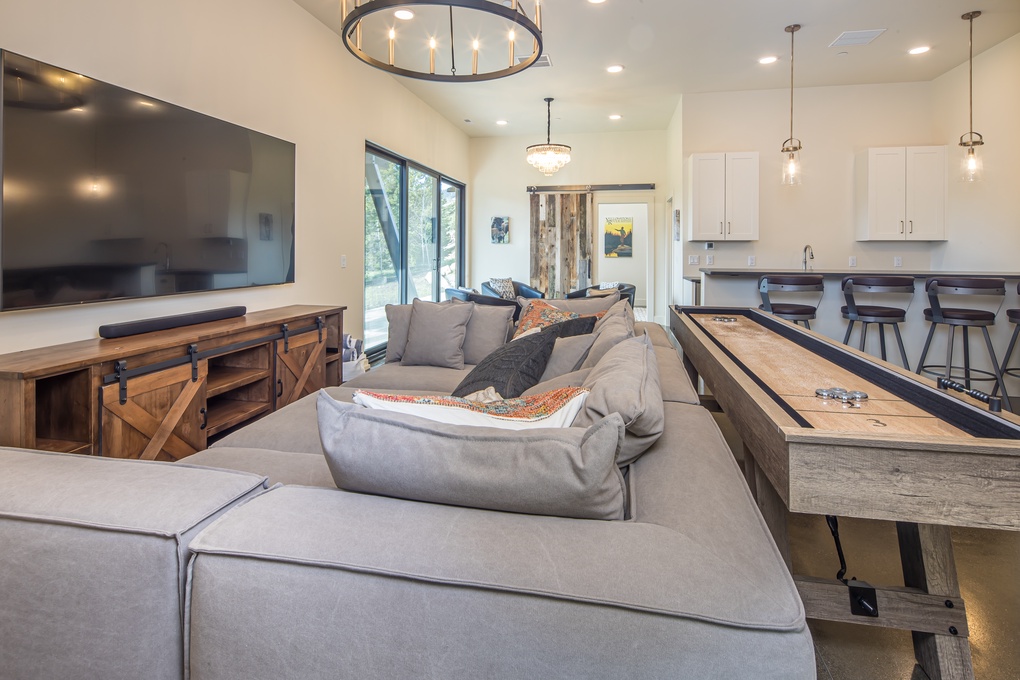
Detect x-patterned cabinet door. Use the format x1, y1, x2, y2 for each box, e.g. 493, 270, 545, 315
100, 362, 208, 461
276, 329, 326, 408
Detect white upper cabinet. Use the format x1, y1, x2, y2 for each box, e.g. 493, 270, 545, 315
688, 152, 759, 241
856, 146, 946, 241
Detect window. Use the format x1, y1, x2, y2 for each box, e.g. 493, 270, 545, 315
364, 145, 464, 352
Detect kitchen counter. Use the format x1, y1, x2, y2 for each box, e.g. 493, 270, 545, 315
700, 268, 1020, 279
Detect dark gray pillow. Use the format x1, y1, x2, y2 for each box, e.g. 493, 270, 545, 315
317, 392, 627, 520
401, 299, 474, 369
540, 334, 596, 382
451, 330, 558, 398
540, 315, 597, 338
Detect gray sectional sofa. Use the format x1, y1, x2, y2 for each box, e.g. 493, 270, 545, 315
0, 295, 816, 679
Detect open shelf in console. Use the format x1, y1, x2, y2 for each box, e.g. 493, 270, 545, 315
34, 369, 92, 454
205, 343, 272, 435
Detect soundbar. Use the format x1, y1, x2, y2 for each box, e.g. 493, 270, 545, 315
99, 306, 247, 339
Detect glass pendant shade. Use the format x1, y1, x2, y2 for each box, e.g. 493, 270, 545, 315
962, 145, 983, 182
781, 150, 802, 186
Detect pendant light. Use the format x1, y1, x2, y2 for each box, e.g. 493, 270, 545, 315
959, 11, 983, 182
526, 98, 571, 176
781, 23, 802, 186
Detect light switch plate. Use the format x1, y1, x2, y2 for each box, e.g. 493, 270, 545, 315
688, 255, 700, 265
849, 256, 857, 267
706, 255, 715, 266
894, 256, 903, 268
748, 255, 756, 266
341, 255, 348, 268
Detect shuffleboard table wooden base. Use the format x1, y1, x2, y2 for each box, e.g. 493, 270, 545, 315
672, 306, 1020, 680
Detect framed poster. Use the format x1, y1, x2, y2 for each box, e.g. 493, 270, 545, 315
490, 216, 509, 244
603, 217, 633, 258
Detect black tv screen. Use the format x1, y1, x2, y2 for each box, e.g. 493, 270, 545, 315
0, 50, 295, 311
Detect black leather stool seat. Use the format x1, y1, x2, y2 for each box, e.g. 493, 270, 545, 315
1008, 308, 1020, 323
923, 307, 996, 323
759, 303, 816, 316
840, 305, 905, 319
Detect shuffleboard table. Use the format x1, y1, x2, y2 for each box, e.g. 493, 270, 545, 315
671, 306, 1020, 680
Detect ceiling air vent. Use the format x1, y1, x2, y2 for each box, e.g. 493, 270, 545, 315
829, 29, 886, 47
519, 54, 552, 67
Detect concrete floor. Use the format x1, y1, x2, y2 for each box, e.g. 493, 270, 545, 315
710, 413, 1020, 680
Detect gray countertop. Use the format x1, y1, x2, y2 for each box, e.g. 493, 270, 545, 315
699, 268, 1020, 278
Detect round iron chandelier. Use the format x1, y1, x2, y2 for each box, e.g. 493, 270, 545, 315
340, 0, 544, 83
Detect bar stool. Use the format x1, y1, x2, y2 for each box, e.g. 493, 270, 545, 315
994, 281, 1020, 406
841, 276, 914, 370
916, 277, 1012, 412
758, 274, 824, 329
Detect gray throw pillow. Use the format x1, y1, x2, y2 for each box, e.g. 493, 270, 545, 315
451, 330, 558, 398
317, 391, 627, 520
540, 334, 596, 382
457, 301, 514, 365
384, 304, 413, 363
573, 333, 664, 466
522, 367, 594, 396
594, 298, 635, 334
581, 314, 636, 369
401, 298, 474, 369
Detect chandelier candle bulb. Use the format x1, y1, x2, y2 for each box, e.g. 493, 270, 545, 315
389, 28, 395, 66
472, 40, 479, 75
429, 37, 436, 74
536, 0, 542, 31
508, 30, 515, 68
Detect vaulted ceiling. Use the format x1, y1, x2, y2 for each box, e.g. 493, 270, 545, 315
292, 0, 1020, 137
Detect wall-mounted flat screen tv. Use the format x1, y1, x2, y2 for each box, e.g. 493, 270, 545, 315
0, 50, 296, 312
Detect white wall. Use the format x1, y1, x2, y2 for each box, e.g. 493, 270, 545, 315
0, 0, 469, 353
672, 32, 1020, 283
468, 130, 668, 310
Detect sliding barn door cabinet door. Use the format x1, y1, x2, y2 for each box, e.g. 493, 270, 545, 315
0, 305, 344, 459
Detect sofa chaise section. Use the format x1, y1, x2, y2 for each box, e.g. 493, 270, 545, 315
0, 448, 269, 680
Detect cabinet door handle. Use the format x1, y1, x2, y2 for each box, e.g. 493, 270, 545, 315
727, 222, 732, 234
909, 220, 913, 233
199, 407, 207, 430
277, 379, 284, 398
719, 221, 724, 234
900, 220, 904, 234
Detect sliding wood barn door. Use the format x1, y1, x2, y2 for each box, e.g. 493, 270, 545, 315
529, 193, 594, 298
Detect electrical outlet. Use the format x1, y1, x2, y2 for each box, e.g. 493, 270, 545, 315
894, 256, 903, 268
706, 255, 715, 266
688, 255, 700, 265
748, 255, 756, 267
341, 254, 347, 268
849, 256, 857, 267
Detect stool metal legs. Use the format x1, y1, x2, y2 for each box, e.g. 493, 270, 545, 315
844, 320, 910, 370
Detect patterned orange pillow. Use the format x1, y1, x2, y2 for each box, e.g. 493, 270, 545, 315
513, 300, 581, 339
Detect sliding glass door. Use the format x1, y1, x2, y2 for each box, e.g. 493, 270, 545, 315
364, 145, 464, 352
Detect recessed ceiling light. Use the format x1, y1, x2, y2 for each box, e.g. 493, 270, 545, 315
588, 0, 607, 4
496, 120, 508, 126
908, 46, 930, 55
606, 64, 624, 73
609, 114, 622, 120
758, 56, 778, 65
394, 9, 414, 20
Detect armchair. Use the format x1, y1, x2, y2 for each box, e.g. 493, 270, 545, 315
566, 282, 636, 308
480, 280, 545, 300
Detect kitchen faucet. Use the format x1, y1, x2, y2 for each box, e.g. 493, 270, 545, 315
802, 245, 814, 271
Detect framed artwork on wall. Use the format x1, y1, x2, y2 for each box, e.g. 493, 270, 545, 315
490, 216, 509, 244
603, 217, 633, 258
